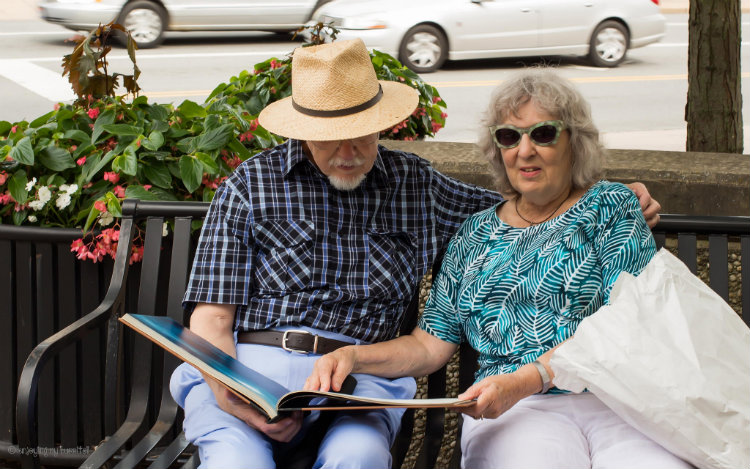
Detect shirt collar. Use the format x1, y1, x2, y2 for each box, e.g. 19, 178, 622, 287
281, 139, 389, 185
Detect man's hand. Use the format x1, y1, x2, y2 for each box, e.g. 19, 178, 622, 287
212, 383, 302, 442
626, 182, 661, 228
190, 303, 303, 442
304, 346, 358, 392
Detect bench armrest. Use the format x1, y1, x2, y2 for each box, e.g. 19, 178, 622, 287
15, 215, 137, 469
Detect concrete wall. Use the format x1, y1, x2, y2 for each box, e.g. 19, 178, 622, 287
385, 141, 750, 217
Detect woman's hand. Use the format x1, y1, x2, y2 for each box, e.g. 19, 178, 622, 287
304, 346, 358, 392
457, 361, 549, 420
457, 373, 528, 419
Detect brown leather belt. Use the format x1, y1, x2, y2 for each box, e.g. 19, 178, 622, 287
236, 330, 352, 355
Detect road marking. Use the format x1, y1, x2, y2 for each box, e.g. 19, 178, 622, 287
0, 31, 73, 36
25, 49, 296, 63
425, 73, 750, 88
0, 59, 75, 102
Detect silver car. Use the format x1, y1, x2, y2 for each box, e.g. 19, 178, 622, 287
310, 0, 666, 72
39, 0, 331, 48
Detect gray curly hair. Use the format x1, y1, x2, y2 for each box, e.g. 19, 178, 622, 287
478, 68, 605, 198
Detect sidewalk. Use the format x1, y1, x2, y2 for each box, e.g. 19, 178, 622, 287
2, 0, 748, 21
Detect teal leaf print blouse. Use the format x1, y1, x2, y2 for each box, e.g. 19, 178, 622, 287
418, 181, 657, 385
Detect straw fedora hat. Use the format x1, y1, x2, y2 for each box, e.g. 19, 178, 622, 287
258, 39, 419, 141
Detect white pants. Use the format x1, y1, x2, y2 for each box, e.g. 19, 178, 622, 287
461, 392, 694, 469
169, 326, 417, 469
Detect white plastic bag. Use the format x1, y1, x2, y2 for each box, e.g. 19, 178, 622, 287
550, 249, 750, 469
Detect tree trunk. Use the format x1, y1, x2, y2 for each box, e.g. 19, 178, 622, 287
685, 0, 743, 153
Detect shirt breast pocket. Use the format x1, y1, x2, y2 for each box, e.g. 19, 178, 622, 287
253, 219, 314, 293
366, 229, 417, 300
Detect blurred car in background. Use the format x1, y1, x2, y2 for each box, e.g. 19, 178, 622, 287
39, 0, 332, 48
309, 0, 666, 72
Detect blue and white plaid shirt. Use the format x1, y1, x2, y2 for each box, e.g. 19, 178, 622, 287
184, 139, 502, 342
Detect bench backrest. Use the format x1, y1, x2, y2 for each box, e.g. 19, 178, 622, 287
10, 200, 749, 469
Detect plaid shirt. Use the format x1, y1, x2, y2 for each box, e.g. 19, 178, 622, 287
184, 140, 502, 342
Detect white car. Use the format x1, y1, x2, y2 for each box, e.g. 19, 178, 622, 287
310, 0, 666, 72
39, 0, 332, 48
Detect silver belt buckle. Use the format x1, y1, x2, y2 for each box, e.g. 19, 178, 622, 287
282, 329, 319, 354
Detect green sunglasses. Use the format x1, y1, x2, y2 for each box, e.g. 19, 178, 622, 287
489, 120, 566, 149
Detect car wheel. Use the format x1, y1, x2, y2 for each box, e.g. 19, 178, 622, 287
398, 25, 447, 73
116, 1, 167, 49
588, 20, 629, 67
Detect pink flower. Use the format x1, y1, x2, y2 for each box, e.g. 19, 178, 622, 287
269, 59, 281, 69
239, 131, 254, 143
431, 122, 443, 133
10, 125, 17, 133
71, 238, 84, 250
94, 200, 107, 212
0, 172, 7, 185
54, 103, 60, 110
87, 108, 100, 119
440, 112, 448, 119
249, 120, 259, 132
70, 145, 78, 152
113, 185, 126, 198
76, 156, 86, 166
129, 245, 144, 264
432, 96, 442, 103
143, 185, 151, 190
103, 172, 120, 184
0, 192, 11, 205
222, 155, 242, 170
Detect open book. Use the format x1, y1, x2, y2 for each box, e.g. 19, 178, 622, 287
120, 313, 474, 422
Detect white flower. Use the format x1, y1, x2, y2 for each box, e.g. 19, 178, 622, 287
25, 177, 37, 191
99, 211, 114, 226
37, 186, 51, 204
28, 200, 46, 211
56, 193, 71, 210
162, 222, 169, 237
60, 183, 78, 195
27, 215, 37, 222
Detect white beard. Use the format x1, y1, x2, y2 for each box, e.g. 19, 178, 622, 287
328, 173, 366, 191
327, 156, 367, 190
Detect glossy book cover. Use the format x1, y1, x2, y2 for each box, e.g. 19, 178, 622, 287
120, 313, 473, 422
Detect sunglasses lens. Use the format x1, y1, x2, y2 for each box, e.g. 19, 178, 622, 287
496, 128, 521, 147
530, 125, 558, 144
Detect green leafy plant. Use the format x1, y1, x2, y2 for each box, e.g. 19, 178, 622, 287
0, 22, 447, 263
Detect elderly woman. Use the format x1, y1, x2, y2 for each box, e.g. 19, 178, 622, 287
305, 69, 691, 468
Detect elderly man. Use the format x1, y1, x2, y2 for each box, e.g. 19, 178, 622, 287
170, 39, 660, 469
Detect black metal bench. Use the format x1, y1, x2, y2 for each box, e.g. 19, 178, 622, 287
12, 200, 750, 469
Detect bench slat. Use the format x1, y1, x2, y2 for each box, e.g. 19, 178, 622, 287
34, 243, 56, 448
80, 259, 104, 446
677, 233, 698, 274
708, 234, 730, 302
0, 240, 14, 443
56, 243, 80, 449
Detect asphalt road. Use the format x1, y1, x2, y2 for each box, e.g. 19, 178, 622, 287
1, 13, 748, 152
